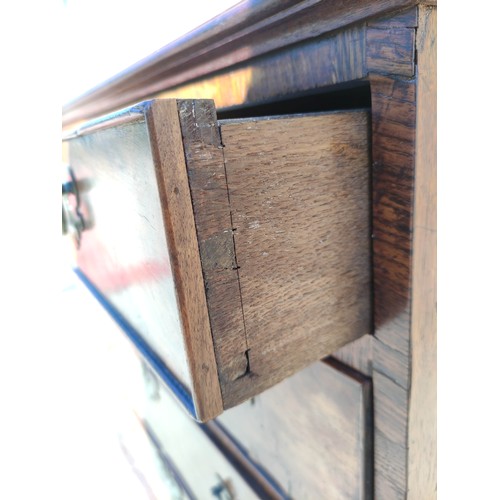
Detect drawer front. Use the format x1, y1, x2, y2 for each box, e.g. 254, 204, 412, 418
67, 113, 192, 390
137, 358, 372, 499
66, 102, 223, 422
217, 359, 373, 500
65, 99, 371, 421
141, 369, 262, 500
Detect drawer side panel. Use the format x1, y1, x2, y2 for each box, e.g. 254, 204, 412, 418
220, 110, 372, 407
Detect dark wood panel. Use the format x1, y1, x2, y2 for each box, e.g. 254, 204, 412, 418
366, 8, 417, 78
176, 100, 249, 386
218, 359, 373, 500
62, 3, 437, 498
367, 27, 415, 76
201, 422, 287, 499
172, 101, 373, 410
67, 101, 225, 422
346, 14, 425, 494
370, 74, 416, 352
79, 24, 368, 125
68, 100, 374, 419
145, 100, 224, 421
67, 110, 192, 390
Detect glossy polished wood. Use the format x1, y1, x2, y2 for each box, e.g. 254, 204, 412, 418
62, 0, 432, 128
68, 110, 192, 390
67, 101, 224, 421
145, 100, 224, 421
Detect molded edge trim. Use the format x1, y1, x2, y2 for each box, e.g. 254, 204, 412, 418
74, 267, 198, 419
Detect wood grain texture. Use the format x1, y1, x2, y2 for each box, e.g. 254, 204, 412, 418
366, 26, 415, 76
67, 111, 193, 390
68, 100, 374, 420
334, 21, 422, 496
374, 431, 406, 500
370, 74, 416, 355
372, 337, 410, 389
373, 372, 408, 500
368, 73, 416, 500
157, 25, 366, 112
407, 6, 436, 499
176, 100, 249, 387
145, 100, 223, 422
366, 7, 436, 497
62, 0, 423, 128
373, 371, 408, 447
62, 3, 438, 497
367, 7, 418, 27
366, 7, 417, 77
218, 359, 373, 500
220, 110, 372, 407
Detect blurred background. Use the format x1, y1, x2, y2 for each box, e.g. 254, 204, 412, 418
60, 1, 241, 497
62, 0, 240, 106
2, 2, 239, 499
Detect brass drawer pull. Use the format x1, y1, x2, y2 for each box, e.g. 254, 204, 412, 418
62, 166, 85, 248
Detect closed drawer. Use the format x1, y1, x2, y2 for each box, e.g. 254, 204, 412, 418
217, 359, 372, 500
64, 99, 371, 421
141, 367, 265, 500
142, 357, 372, 500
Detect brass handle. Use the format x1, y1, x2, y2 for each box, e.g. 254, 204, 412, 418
62, 166, 85, 248
211, 476, 234, 500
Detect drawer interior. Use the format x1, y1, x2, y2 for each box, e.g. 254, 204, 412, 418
217, 81, 371, 120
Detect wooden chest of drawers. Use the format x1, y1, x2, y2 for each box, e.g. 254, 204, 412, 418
63, 1, 436, 498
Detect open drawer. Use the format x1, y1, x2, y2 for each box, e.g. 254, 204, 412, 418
64, 99, 371, 421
